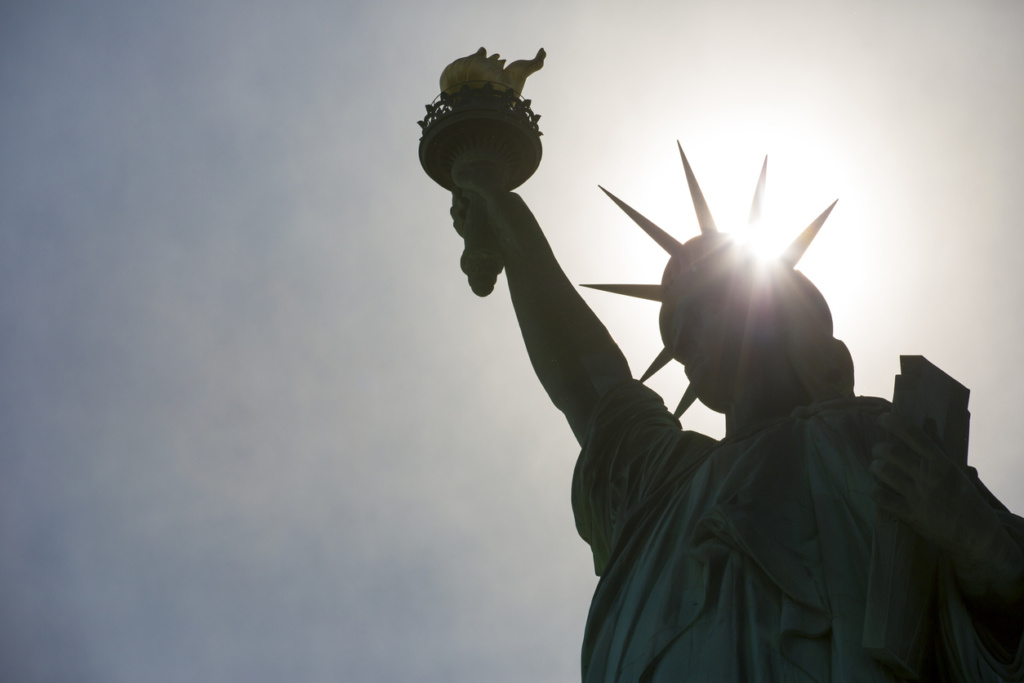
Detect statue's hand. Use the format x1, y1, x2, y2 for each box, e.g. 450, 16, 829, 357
871, 413, 1024, 604
447, 161, 509, 297
450, 157, 508, 196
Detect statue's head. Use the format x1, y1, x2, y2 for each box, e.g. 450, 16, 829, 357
586, 145, 853, 417
657, 235, 853, 413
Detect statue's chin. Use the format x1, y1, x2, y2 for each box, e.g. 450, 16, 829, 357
698, 393, 731, 415
685, 363, 732, 414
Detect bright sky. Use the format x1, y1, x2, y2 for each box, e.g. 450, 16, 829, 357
3, 1, 1024, 681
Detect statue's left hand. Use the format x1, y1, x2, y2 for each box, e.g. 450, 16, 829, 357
871, 413, 1024, 605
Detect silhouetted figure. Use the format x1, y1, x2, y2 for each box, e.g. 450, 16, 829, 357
451, 147, 1024, 681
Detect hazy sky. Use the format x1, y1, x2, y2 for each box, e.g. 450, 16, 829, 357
3, 1, 1024, 681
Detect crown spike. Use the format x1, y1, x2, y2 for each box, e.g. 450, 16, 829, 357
639, 347, 674, 383
599, 186, 686, 256
673, 384, 700, 418
677, 142, 718, 235
780, 199, 838, 268
580, 283, 663, 302
748, 156, 767, 224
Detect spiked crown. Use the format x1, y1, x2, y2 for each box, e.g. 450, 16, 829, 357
584, 144, 846, 418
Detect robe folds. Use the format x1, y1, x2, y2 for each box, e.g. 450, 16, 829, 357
572, 380, 1024, 682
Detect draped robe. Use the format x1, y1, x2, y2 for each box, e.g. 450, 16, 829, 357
572, 381, 1024, 682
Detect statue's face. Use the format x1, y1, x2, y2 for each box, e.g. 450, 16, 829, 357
670, 274, 750, 413
663, 245, 789, 414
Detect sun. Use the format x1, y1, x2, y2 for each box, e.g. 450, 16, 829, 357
730, 214, 801, 262
723, 156, 790, 262
710, 155, 836, 266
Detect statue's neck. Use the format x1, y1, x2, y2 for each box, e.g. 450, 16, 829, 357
723, 356, 810, 438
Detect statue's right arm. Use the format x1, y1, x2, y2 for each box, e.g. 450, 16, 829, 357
453, 169, 633, 444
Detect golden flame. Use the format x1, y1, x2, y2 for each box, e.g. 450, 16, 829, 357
439, 47, 545, 95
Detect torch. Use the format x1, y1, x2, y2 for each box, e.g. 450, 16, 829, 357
418, 47, 545, 296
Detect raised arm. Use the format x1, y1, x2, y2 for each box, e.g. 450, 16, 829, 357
452, 160, 632, 442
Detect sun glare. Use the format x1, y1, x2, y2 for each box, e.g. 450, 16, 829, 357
728, 215, 794, 262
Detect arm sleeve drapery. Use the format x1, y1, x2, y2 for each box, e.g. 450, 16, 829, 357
572, 380, 714, 576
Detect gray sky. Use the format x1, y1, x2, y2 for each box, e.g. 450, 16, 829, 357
2, 1, 1023, 681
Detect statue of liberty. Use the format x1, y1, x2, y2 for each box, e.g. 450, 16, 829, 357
422, 49, 1024, 682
